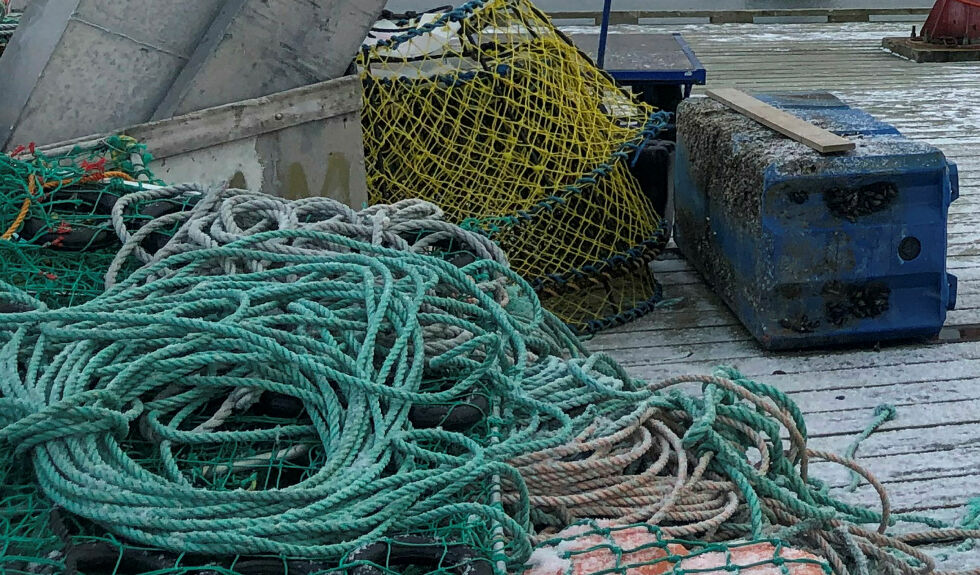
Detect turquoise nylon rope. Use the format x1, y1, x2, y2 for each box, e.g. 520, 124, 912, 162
0, 222, 965, 570
0, 230, 578, 561
845, 405, 897, 492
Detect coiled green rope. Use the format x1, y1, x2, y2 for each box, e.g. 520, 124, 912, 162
2, 192, 978, 575
0, 229, 580, 562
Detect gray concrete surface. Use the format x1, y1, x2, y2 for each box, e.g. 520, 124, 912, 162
0, 0, 226, 150
152, 0, 385, 119
0, 0, 383, 150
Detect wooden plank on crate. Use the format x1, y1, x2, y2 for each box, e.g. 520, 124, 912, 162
706, 87, 856, 153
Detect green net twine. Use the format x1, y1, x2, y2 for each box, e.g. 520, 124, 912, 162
524, 521, 833, 575
0, 137, 197, 308
0, 449, 63, 574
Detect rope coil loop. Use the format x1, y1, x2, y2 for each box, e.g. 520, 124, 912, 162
2, 187, 977, 574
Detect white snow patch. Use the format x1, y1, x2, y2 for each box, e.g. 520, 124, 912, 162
525, 546, 572, 575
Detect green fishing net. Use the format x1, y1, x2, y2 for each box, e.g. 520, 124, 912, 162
0, 137, 197, 308
525, 521, 834, 575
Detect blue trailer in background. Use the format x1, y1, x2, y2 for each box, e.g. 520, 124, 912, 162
568, 0, 706, 113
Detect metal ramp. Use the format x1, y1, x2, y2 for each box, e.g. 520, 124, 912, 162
0, 0, 384, 151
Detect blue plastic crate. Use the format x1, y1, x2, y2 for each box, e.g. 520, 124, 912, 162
674, 92, 958, 350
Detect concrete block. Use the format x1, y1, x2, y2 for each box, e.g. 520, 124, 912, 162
152, 0, 386, 118
0, 0, 226, 150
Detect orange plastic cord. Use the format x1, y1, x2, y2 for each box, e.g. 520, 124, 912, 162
1, 171, 135, 241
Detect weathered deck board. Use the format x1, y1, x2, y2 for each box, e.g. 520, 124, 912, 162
575, 21, 980, 553
810, 447, 980, 488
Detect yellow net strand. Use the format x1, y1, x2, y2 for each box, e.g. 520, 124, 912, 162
359, 0, 672, 332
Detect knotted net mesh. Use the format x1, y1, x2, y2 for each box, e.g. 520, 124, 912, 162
358, 0, 672, 334
0, 138, 197, 307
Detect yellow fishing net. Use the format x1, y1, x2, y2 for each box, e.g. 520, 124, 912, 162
359, 0, 672, 334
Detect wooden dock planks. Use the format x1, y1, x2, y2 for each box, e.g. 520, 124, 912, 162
587, 22, 980, 568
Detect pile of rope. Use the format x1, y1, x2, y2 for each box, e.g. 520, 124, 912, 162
1, 191, 978, 575
0, 137, 198, 307
508, 364, 980, 575
359, 0, 674, 335
0, 191, 579, 574
0, 0, 18, 55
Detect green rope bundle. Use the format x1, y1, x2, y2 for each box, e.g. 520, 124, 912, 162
0, 228, 588, 567
0, 1, 18, 55
1, 194, 978, 575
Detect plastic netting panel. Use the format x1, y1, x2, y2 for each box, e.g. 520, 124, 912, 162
539, 266, 663, 335
0, 138, 195, 307
0, 421, 508, 575
0, 451, 62, 574
359, 0, 671, 331
1, 138, 157, 243
525, 522, 833, 575
0, 244, 131, 308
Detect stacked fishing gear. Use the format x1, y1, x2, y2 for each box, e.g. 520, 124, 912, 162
0, 0, 18, 55
0, 138, 199, 308
0, 192, 574, 574
358, 0, 674, 335
2, 190, 978, 575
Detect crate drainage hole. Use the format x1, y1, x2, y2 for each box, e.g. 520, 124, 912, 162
899, 236, 921, 261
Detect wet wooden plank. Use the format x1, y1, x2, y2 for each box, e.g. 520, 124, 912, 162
802, 400, 980, 438
792, 377, 980, 414
707, 88, 856, 152
810, 447, 980, 488
589, 324, 749, 351
806, 422, 980, 459
828, 475, 978, 513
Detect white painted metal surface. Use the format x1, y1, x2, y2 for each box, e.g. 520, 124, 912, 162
38, 76, 368, 208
